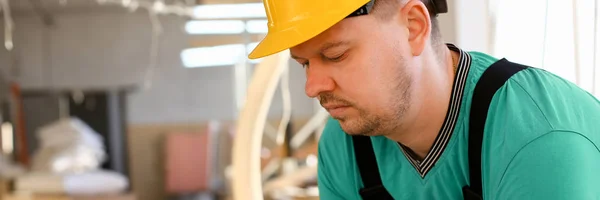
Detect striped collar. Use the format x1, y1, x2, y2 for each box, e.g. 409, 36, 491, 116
398, 43, 472, 177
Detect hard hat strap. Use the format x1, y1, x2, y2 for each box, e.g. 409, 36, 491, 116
346, 0, 448, 19
431, 0, 448, 14
346, 0, 375, 18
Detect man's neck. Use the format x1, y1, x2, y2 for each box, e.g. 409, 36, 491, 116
386, 47, 459, 160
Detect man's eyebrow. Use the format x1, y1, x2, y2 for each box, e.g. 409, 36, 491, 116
290, 41, 350, 60
320, 41, 350, 52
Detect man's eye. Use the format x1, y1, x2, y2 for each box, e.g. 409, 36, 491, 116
326, 53, 345, 62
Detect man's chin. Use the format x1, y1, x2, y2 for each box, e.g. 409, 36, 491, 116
335, 118, 376, 136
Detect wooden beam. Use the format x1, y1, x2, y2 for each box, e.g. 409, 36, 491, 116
10, 83, 29, 167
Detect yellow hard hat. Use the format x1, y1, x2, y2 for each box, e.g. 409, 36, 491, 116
247, 0, 449, 59
247, 0, 373, 59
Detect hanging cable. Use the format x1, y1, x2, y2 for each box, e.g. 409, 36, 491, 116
141, 7, 163, 90
1, 0, 14, 51
541, 0, 550, 69
573, 0, 581, 86
1, 0, 19, 85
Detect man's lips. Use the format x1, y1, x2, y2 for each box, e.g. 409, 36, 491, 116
322, 104, 351, 116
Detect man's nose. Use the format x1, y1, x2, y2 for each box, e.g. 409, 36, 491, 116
305, 67, 335, 98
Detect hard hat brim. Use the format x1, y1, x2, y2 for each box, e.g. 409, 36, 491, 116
248, 0, 369, 59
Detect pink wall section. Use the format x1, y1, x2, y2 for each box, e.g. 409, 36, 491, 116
164, 132, 212, 193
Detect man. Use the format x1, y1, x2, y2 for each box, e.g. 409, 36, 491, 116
248, 0, 600, 199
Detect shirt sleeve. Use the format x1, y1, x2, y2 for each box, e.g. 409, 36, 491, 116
494, 130, 600, 199
316, 118, 354, 200
317, 145, 346, 200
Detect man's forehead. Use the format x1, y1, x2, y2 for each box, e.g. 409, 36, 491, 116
290, 18, 362, 58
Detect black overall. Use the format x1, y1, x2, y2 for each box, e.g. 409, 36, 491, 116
352, 59, 529, 200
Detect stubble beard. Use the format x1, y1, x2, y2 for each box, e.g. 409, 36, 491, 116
333, 68, 412, 137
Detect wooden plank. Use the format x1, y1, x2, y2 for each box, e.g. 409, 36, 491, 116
128, 123, 210, 200
10, 83, 30, 167
1, 193, 136, 200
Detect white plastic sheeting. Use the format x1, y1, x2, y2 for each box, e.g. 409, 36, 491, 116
31, 117, 106, 174
17, 117, 129, 195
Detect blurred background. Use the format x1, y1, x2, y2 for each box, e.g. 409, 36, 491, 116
0, 0, 597, 200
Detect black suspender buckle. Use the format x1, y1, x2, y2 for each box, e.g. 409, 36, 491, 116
359, 184, 394, 200
462, 186, 483, 200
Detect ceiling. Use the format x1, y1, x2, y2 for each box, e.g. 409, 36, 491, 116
199, 0, 261, 4
10, 0, 112, 13
7, 0, 261, 15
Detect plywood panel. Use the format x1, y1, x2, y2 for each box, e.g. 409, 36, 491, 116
128, 123, 210, 200
127, 117, 315, 200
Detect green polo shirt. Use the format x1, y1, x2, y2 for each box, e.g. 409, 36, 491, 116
317, 44, 600, 199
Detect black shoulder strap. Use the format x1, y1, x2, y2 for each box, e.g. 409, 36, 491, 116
463, 58, 528, 199
352, 58, 528, 200
352, 135, 394, 199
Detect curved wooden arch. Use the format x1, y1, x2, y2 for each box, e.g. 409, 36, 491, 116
231, 50, 291, 200
231, 50, 329, 200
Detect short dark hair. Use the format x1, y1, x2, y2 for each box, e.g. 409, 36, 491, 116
371, 0, 443, 47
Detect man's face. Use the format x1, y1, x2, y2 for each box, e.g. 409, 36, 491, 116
290, 13, 419, 136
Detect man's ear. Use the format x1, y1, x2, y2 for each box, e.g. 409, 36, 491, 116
401, 0, 431, 56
